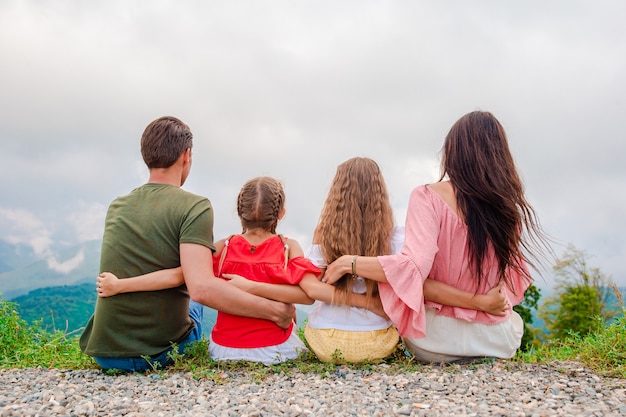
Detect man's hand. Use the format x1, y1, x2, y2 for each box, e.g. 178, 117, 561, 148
274, 302, 296, 329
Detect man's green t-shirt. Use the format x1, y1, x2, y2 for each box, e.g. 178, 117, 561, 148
80, 183, 215, 357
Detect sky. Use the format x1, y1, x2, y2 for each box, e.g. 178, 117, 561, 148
1, 1, 625, 289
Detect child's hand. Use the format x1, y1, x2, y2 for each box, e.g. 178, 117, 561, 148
97, 272, 122, 297
222, 273, 254, 292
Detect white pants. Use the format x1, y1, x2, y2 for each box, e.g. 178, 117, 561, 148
403, 308, 524, 363
209, 330, 307, 366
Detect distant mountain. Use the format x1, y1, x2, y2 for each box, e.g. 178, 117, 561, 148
13, 283, 97, 334
0, 240, 37, 274
0, 240, 101, 299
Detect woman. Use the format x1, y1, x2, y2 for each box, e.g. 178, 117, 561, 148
325, 111, 551, 363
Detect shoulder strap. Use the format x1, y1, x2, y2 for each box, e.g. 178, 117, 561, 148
217, 234, 236, 277
278, 234, 289, 270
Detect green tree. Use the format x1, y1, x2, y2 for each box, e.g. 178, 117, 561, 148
539, 245, 619, 341
513, 283, 541, 351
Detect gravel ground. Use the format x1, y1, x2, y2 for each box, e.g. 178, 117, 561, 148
0, 361, 625, 416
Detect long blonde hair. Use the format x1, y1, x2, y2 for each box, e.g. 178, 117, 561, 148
314, 157, 394, 304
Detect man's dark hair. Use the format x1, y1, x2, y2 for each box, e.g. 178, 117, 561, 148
140, 116, 193, 168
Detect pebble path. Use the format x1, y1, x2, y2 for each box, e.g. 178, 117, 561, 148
1, 361, 625, 416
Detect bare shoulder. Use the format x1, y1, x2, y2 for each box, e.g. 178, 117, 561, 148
427, 181, 453, 196
427, 181, 458, 212
285, 237, 304, 258
213, 238, 228, 255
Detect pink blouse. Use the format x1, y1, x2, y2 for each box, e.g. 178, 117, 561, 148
378, 185, 531, 338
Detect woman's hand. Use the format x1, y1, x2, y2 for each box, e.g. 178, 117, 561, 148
476, 283, 509, 316
222, 273, 255, 292
323, 255, 352, 285
97, 272, 122, 297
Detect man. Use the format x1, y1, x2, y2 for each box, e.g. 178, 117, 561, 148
80, 116, 294, 371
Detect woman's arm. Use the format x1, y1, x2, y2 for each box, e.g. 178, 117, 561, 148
324, 255, 387, 283
325, 255, 507, 315
97, 268, 184, 297
424, 280, 508, 316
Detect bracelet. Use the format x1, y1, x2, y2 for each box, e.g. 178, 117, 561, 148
351, 255, 358, 277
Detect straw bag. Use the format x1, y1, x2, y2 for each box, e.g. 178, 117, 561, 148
304, 324, 399, 363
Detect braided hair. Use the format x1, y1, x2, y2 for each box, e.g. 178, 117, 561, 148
237, 176, 286, 234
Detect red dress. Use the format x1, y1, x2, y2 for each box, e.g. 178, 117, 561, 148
210, 234, 320, 348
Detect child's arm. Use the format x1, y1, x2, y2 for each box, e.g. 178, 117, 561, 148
290, 243, 388, 317
97, 269, 184, 297
222, 273, 314, 305
298, 274, 388, 319
218, 236, 315, 305
224, 272, 388, 318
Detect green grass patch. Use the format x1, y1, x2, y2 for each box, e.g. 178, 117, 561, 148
517, 311, 626, 378
0, 298, 95, 369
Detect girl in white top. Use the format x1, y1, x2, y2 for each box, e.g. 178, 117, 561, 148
299, 157, 402, 363
304, 226, 404, 332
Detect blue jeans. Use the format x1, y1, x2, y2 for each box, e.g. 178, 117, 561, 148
94, 300, 204, 372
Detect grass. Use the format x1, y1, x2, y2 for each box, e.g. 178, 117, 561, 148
517, 312, 626, 378
1, 297, 624, 379
0, 298, 94, 370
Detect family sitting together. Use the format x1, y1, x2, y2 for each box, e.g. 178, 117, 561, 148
79, 111, 549, 372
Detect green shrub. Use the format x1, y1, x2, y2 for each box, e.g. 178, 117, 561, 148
519, 311, 625, 378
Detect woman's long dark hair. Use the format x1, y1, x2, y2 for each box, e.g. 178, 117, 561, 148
440, 111, 550, 291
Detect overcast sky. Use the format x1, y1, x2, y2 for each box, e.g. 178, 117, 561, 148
1, 1, 625, 289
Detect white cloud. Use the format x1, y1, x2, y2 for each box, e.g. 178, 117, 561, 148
0, 1, 625, 287
67, 202, 107, 243
0, 207, 53, 256
47, 249, 85, 274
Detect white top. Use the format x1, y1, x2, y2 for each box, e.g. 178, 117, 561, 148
304, 226, 405, 331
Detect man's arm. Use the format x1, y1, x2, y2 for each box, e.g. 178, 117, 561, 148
180, 243, 295, 329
